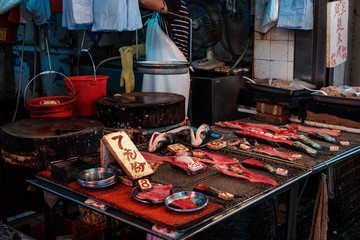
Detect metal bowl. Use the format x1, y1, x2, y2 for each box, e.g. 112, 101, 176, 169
165, 191, 208, 212
77, 168, 116, 188
136, 61, 190, 75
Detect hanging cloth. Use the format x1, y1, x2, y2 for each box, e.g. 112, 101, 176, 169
20, 0, 50, 25
277, 0, 313, 30
142, 14, 190, 116
308, 173, 328, 240
126, 0, 142, 31
62, 0, 93, 30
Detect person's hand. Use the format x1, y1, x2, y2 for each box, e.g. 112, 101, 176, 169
119, 44, 146, 93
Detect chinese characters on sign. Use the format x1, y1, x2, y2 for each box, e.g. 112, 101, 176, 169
326, 0, 348, 68
102, 131, 153, 179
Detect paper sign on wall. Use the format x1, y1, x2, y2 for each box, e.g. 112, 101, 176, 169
101, 131, 153, 180
326, 0, 348, 68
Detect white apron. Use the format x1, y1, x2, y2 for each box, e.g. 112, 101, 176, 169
141, 14, 190, 116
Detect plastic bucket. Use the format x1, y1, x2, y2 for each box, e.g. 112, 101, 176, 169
65, 75, 108, 117
26, 96, 75, 118
66, 49, 108, 117
24, 71, 76, 118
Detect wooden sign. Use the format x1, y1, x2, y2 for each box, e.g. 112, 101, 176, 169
101, 131, 153, 180
326, 0, 348, 68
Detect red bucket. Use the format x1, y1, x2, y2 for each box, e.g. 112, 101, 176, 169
24, 71, 76, 118
65, 75, 108, 117
26, 96, 75, 118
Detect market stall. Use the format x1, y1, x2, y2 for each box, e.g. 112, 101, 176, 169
25, 118, 360, 240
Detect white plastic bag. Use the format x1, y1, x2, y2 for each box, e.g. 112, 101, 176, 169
277, 0, 313, 30
142, 14, 190, 115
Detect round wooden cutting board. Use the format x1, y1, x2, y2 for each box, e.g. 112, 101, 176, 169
1, 117, 103, 168
95, 92, 185, 129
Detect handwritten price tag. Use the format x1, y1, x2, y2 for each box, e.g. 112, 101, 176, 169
187, 162, 203, 171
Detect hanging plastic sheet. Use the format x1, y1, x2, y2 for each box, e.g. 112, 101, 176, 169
92, 0, 125, 32
62, 0, 93, 30
259, 0, 279, 34
0, 0, 22, 15
277, 0, 313, 30
21, 0, 51, 25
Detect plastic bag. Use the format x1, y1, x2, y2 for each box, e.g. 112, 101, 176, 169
277, 0, 313, 30
0, 0, 22, 15
142, 14, 190, 115
62, 0, 92, 30
260, 0, 279, 34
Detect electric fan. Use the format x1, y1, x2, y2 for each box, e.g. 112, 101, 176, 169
187, 0, 224, 70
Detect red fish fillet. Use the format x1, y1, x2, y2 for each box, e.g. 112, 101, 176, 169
141, 151, 174, 164
192, 149, 239, 165
253, 147, 298, 162
171, 156, 207, 175
213, 164, 278, 186
215, 121, 272, 133
136, 184, 172, 203
170, 198, 197, 209
286, 123, 340, 137
234, 130, 294, 146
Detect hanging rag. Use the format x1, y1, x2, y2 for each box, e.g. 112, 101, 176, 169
62, 0, 93, 30
259, 0, 279, 34
20, 0, 51, 25
142, 14, 190, 116
126, 0, 143, 31
92, 0, 141, 32
308, 173, 328, 240
277, 0, 313, 30
0, 0, 22, 15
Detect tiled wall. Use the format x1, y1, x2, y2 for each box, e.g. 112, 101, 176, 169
253, 1, 295, 80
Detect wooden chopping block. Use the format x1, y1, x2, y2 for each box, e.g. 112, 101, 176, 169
95, 92, 185, 129
1, 118, 103, 169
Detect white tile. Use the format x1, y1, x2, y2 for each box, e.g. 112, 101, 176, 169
270, 61, 288, 80
288, 40, 294, 62
270, 27, 289, 41
287, 61, 294, 80
254, 40, 271, 60
270, 41, 288, 61
254, 59, 270, 79
289, 30, 295, 41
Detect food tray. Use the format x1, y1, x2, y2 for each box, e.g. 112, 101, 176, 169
248, 79, 311, 96
311, 92, 360, 106
136, 61, 190, 75
131, 184, 172, 204
77, 168, 116, 188
165, 191, 208, 212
